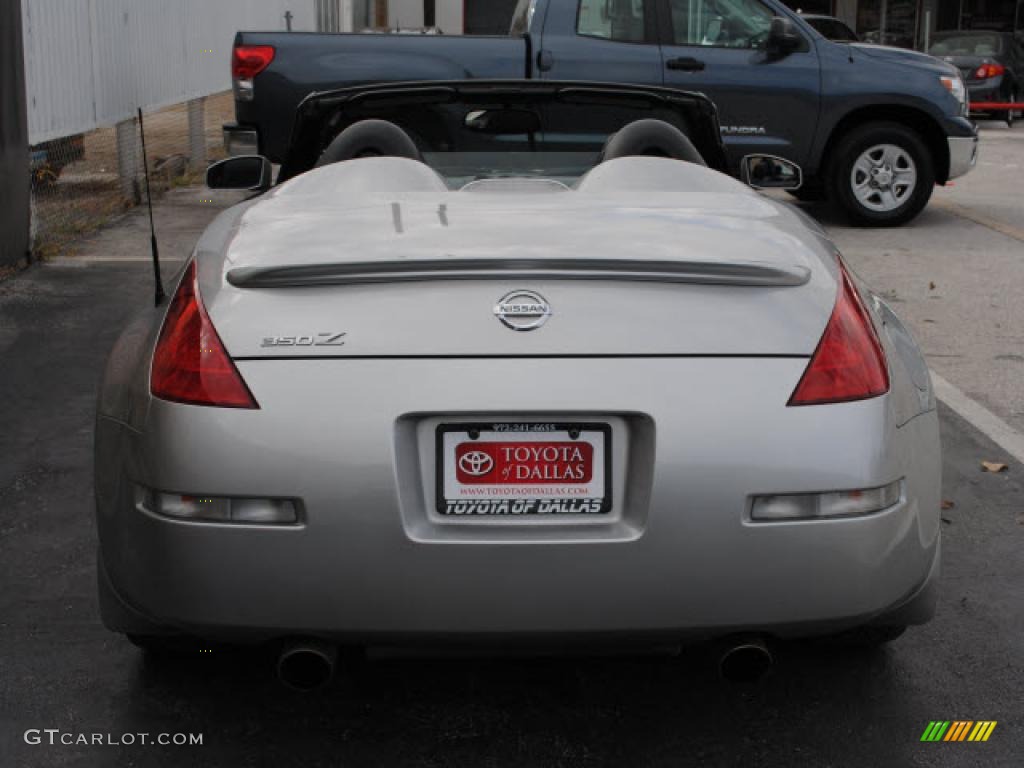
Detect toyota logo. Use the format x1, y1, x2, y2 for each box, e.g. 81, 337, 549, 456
458, 450, 494, 477
494, 290, 552, 331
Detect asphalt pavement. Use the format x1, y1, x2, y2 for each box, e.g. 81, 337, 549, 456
1, 126, 1022, 768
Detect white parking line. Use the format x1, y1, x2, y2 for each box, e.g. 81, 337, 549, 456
931, 199, 1024, 243
932, 371, 1024, 465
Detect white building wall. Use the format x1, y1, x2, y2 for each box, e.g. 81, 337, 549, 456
435, 2, 464, 33
22, 0, 318, 143
386, 0, 463, 31
387, 0, 424, 27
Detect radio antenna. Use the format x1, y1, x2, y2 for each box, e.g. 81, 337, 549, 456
138, 107, 166, 306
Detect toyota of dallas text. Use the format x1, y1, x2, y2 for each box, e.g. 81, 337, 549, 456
94, 81, 941, 689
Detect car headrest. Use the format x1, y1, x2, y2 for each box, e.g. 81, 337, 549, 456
599, 119, 706, 166
315, 119, 423, 167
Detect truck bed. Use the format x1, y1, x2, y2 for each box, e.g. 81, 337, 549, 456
233, 32, 528, 162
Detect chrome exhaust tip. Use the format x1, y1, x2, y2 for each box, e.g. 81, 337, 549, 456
718, 636, 773, 683
277, 639, 337, 691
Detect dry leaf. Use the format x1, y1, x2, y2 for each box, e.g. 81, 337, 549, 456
929, 281, 936, 290
941, 500, 955, 510
981, 461, 1008, 473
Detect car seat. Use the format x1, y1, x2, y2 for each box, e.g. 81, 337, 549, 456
600, 119, 707, 166
315, 120, 422, 167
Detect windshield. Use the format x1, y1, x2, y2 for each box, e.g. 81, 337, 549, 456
422, 151, 600, 188
930, 33, 1002, 56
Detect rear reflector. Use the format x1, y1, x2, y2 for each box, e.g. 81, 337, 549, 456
138, 487, 297, 524
788, 259, 889, 406
231, 45, 275, 80
751, 480, 902, 521
151, 261, 258, 409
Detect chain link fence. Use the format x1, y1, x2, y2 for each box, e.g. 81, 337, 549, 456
29, 91, 234, 258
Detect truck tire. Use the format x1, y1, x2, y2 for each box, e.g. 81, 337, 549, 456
830, 122, 934, 227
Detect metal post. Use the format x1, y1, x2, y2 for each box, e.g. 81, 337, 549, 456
116, 117, 141, 204
923, 10, 931, 52
187, 97, 207, 171
0, 0, 32, 266
285, 10, 294, 31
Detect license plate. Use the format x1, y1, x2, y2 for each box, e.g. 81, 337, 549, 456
436, 423, 611, 516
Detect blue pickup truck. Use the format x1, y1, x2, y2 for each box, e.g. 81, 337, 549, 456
225, 0, 978, 226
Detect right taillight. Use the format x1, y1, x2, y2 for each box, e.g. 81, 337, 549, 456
151, 261, 258, 409
788, 259, 889, 406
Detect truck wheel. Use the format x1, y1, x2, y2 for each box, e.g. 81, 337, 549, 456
830, 122, 934, 227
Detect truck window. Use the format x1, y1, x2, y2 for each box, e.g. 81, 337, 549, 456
929, 32, 1002, 56
577, 0, 647, 43
509, 0, 537, 36
668, 0, 773, 49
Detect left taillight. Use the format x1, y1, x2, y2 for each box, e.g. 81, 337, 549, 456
151, 261, 258, 409
231, 45, 275, 102
788, 258, 889, 407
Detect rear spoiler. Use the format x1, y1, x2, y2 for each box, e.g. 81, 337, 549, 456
226, 259, 810, 289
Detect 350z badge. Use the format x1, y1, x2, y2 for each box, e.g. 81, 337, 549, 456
261, 332, 347, 348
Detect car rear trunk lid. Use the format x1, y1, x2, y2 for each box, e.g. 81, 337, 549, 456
202, 189, 838, 358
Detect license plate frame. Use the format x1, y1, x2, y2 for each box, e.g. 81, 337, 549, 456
435, 422, 613, 517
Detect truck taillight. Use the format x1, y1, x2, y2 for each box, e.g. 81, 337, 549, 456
232, 45, 275, 101
151, 262, 258, 409
788, 259, 889, 406
974, 63, 1005, 80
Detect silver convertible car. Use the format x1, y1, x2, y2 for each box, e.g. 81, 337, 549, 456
95, 81, 940, 688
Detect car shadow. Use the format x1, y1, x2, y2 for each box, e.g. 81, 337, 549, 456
113, 637, 920, 766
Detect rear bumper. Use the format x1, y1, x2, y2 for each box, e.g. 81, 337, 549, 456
222, 124, 259, 157
947, 135, 979, 180
965, 79, 1005, 102
96, 358, 941, 640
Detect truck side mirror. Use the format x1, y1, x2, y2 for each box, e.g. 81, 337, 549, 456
766, 17, 802, 57
740, 154, 803, 191
207, 156, 273, 192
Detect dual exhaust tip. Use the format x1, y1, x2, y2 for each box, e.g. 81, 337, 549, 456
277, 639, 337, 692
717, 635, 774, 683
276, 635, 774, 691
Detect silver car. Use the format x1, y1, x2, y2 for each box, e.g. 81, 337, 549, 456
95, 82, 940, 688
